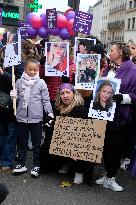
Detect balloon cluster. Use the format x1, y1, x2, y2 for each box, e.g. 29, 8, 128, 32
26, 9, 75, 40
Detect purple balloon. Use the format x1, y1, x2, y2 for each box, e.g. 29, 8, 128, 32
40, 13, 46, 27
26, 13, 35, 25
59, 28, 70, 40
65, 11, 75, 21
47, 28, 59, 36
38, 27, 48, 38
27, 27, 37, 38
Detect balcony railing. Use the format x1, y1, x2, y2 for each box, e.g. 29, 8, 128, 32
109, 4, 126, 14
107, 20, 125, 29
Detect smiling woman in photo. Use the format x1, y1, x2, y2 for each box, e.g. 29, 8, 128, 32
93, 81, 114, 112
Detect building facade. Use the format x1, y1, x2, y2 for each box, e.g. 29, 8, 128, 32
91, 0, 102, 40
124, 0, 136, 43
107, 0, 127, 46
100, 0, 110, 48
0, 0, 24, 33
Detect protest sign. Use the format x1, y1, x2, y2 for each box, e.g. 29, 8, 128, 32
49, 116, 107, 163
46, 8, 57, 29
3, 31, 21, 67
19, 22, 30, 39
88, 77, 121, 121
75, 53, 101, 90
73, 10, 93, 35
74, 37, 96, 62
45, 42, 69, 77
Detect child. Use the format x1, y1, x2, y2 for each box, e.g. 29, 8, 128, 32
11, 59, 53, 177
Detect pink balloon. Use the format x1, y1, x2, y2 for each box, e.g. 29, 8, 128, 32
67, 19, 75, 36
57, 14, 67, 28
31, 15, 42, 29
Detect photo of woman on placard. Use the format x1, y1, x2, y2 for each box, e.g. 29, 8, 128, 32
92, 81, 114, 112
88, 78, 121, 121
3, 32, 19, 68
46, 42, 69, 76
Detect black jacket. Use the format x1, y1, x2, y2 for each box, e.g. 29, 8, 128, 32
92, 101, 111, 112
0, 75, 15, 122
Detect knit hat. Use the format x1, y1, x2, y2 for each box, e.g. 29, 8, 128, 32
59, 83, 75, 92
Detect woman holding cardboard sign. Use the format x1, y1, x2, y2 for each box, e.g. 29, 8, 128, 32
42, 82, 94, 185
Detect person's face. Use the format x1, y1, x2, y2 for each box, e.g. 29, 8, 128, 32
109, 45, 122, 63
60, 88, 74, 106
128, 43, 136, 57
89, 60, 96, 69
25, 62, 39, 77
99, 85, 112, 103
79, 44, 87, 54
86, 59, 90, 67
53, 43, 66, 58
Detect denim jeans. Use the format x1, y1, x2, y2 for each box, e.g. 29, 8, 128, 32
0, 121, 17, 167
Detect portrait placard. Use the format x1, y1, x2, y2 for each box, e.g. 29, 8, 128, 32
3, 31, 21, 67
88, 77, 121, 121
75, 53, 101, 90
45, 42, 69, 77
74, 37, 96, 62
49, 116, 107, 163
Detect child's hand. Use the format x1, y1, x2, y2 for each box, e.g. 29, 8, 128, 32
44, 113, 54, 127
10, 89, 17, 99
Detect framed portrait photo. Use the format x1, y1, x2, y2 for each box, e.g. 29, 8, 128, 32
88, 77, 121, 121
3, 31, 21, 68
74, 37, 96, 62
75, 53, 101, 90
45, 42, 69, 77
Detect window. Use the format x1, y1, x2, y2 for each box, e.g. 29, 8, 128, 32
132, 17, 135, 29
129, 1, 132, 9
134, 0, 136, 8
128, 18, 131, 30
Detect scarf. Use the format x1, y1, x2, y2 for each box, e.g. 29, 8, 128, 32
21, 72, 40, 109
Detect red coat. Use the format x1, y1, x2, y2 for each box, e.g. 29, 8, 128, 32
39, 58, 76, 101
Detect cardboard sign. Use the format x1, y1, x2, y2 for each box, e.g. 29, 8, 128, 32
49, 116, 107, 163
46, 8, 57, 29
73, 10, 93, 35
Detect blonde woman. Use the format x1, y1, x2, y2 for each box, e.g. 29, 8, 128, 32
47, 43, 67, 72
41, 83, 94, 185
127, 39, 136, 64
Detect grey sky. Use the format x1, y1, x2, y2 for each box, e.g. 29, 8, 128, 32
38, 0, 98, 13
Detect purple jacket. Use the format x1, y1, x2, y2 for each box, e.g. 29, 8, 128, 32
103, 60, 136, 129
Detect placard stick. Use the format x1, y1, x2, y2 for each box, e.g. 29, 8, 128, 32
12, 66, 16, 116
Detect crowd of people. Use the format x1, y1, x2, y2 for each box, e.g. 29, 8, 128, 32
0, 34, 136, 204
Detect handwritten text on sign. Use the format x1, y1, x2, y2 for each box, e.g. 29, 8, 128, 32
49, 117, 107, 163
